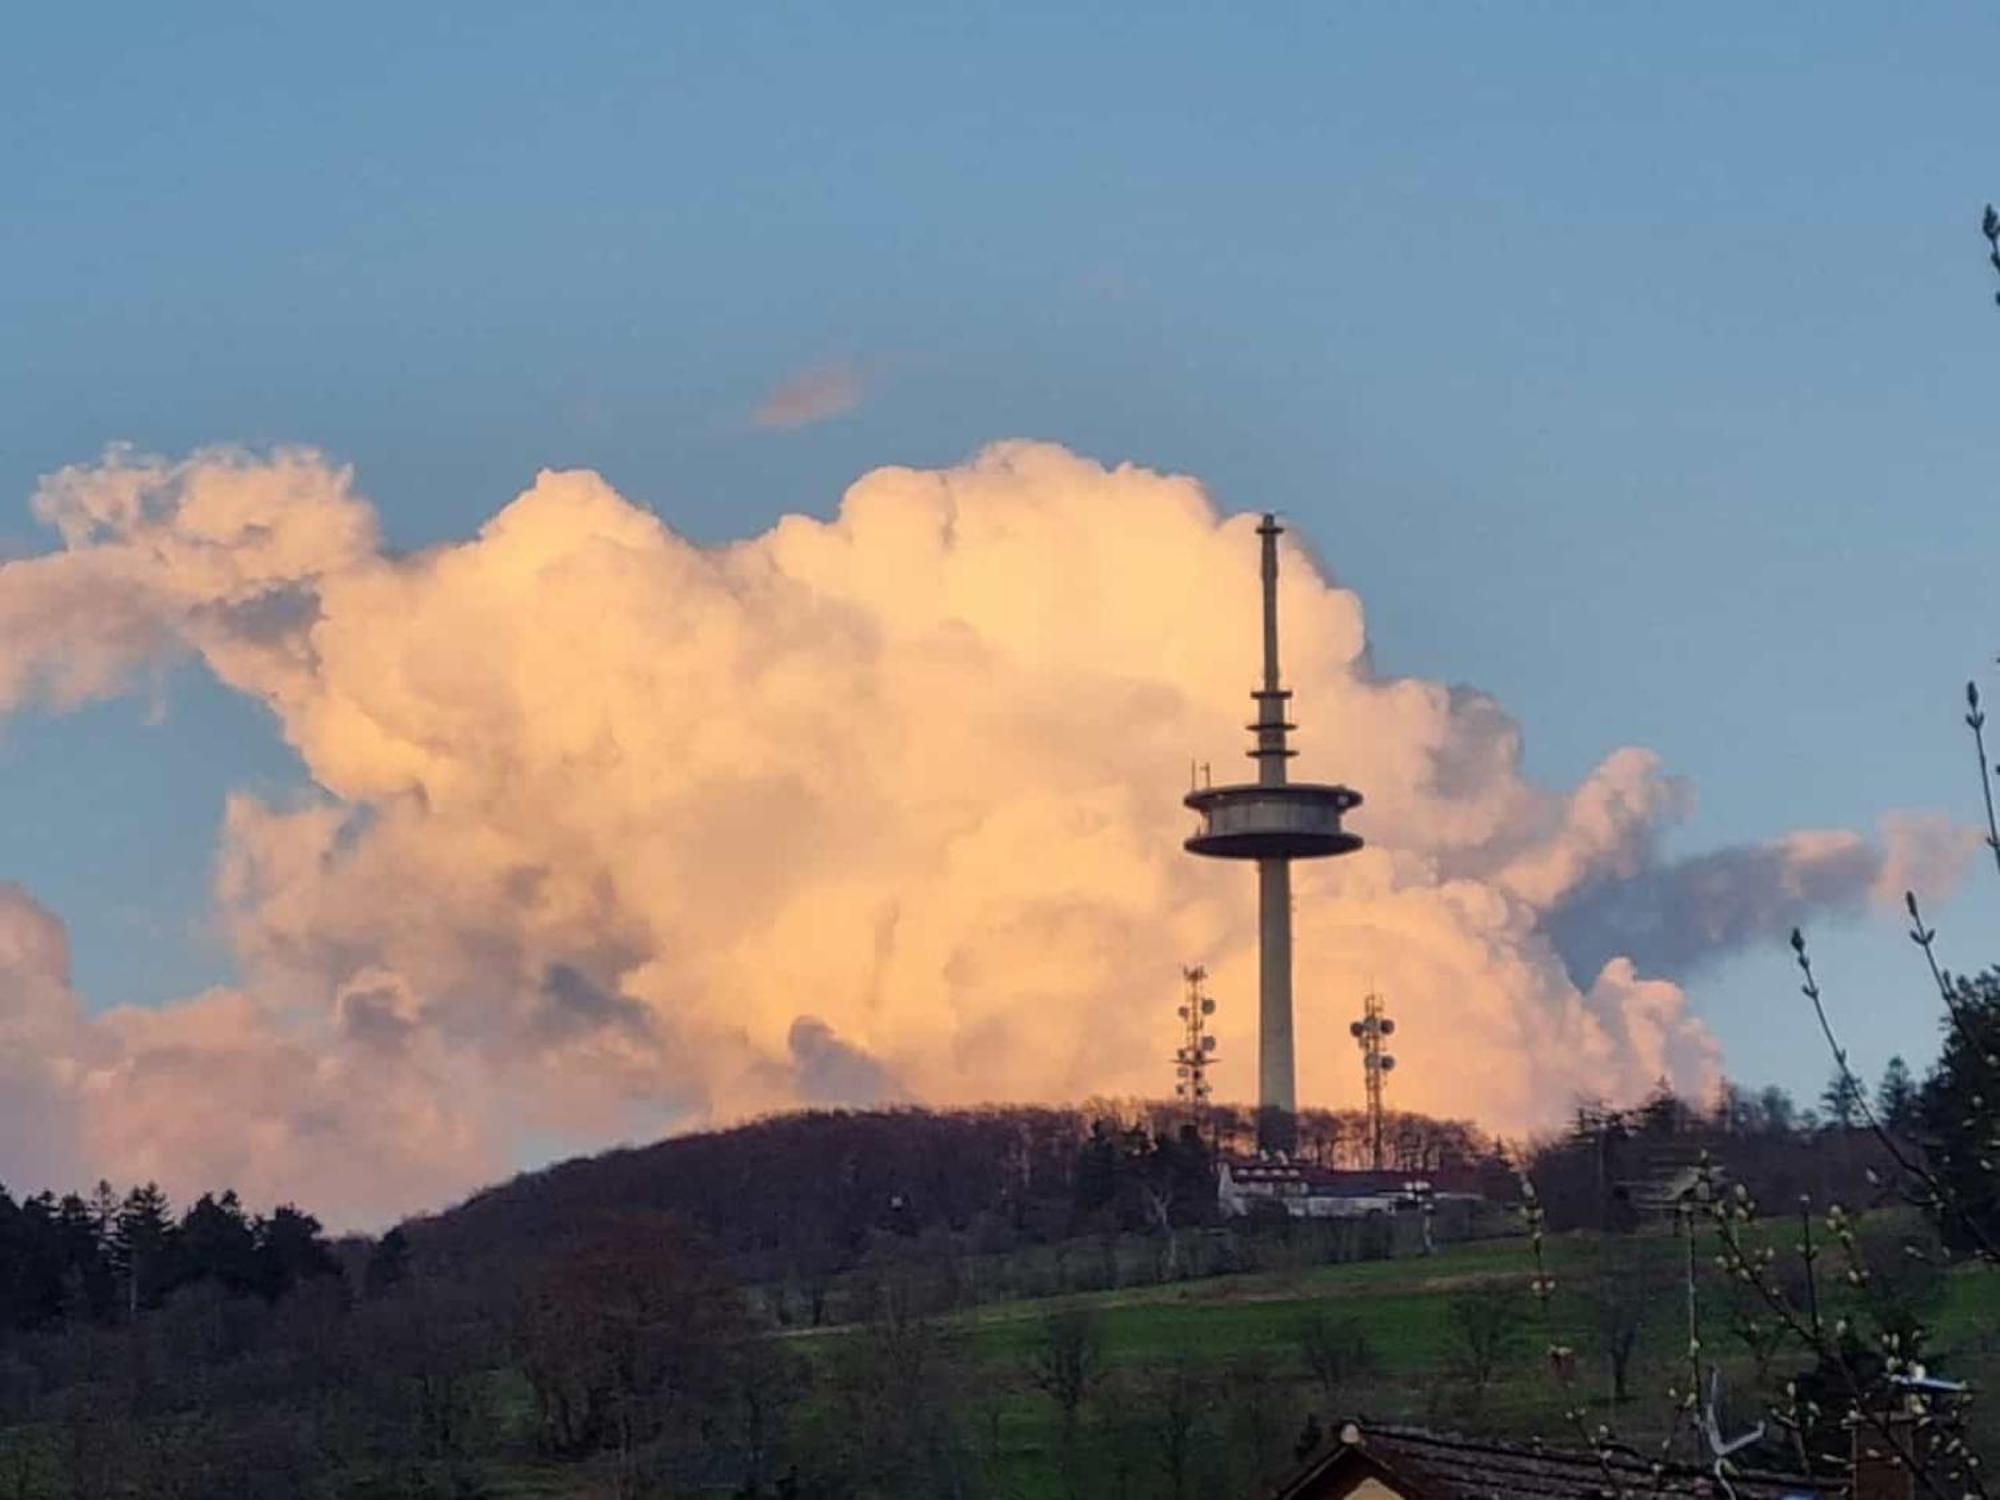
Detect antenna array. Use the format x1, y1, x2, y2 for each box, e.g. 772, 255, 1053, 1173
1349, 992, 1396, 1170
1174, 965, 1219, 1113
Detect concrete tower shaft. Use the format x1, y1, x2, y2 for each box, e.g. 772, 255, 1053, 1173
1183, 513, 1363, 1155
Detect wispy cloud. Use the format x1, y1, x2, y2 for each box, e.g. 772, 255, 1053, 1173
753, 358, 866, 429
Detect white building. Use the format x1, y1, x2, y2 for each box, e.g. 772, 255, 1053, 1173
1217, 1157, 1422, 1219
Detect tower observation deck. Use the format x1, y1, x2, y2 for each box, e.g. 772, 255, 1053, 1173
1184, 514, 1363, 1154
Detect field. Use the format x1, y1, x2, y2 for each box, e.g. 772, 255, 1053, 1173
792, 1224, 2000, 1500
12, 1212, 1985, 1497
489, 1217, 2000, 1496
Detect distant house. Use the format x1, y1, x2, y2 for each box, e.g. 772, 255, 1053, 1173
1618, 1150, 1730, 1223
1216, 1157, 1486, 1221
1273, 1421, 1836, 1499
1626, 1160, 1717, 1219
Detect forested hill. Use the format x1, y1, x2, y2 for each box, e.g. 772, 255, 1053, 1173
405, 1101, 1509, 1280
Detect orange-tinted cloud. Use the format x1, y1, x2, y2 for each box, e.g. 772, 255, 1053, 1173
0, 442, 1969, 1225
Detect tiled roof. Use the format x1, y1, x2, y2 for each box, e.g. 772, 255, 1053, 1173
1274, 1421, 1838, 1500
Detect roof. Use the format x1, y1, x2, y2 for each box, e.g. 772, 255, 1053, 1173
1273, 1421, 1837, 1500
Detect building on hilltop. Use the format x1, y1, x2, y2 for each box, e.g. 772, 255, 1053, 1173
1216, 1157, 1488, 1222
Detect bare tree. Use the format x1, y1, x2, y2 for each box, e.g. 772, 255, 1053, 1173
1293, 1309, 1381, 1406
514, 1212, 744, 1483
1589, 1233, 1665, 1404
1027, 1306, 1105, 1468
1139, 1359, 1206, 1500
1445, 1290, 1523, 1409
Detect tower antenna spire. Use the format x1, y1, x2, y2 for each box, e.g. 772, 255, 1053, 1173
1252, 515, 1295, 787
1185, 512, 1364, 1155
1260, 516, 1283, 692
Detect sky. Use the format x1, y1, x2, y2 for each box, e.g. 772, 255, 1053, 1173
2, 6, 1997, 1220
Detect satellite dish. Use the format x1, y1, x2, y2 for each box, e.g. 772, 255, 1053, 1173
1380, 1019, 1396, 1035
1201, 998, 1215, 1015
1349, 1021, 1364, 1037
1203, 1035, 1217, 1051
1177, 1005, 1189, 1019
1381, 1055, 1397, 1071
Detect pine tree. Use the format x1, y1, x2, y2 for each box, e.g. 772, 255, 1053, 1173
1916, 969, 2000, 1254
14, 1194, 65, 1329
181, 1190, 259, 1295
1818, 1069, 1865, 1130
57, 1191, 115, 1318
114, 1182, 177, 1316
253, 1204, 338, 1301
1756, 1085, 1798, 1134
1876, 1055, 1919, 1133
0, 1185, 21, 1332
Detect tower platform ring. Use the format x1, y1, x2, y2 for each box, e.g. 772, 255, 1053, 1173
1183, 782, 1363, 860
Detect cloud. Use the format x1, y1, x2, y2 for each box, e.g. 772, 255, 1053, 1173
753, 359, 866, 429
0, 883, 100, 1191
784, 1016, 905, 1108
0, 440, 1965, 1225
1546, 815, 1977, 983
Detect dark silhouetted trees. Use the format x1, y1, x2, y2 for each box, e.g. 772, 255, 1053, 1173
1917, 967, 2000, 1254
1876, 1054, 1919, 1133
0, 1179, 341, 1339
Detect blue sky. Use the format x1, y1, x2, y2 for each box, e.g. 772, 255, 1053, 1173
3, 4, 1996, 1105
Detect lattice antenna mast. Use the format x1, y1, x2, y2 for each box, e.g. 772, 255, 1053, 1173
1349, 992, 1397, 1170
1174, 965, 1219, 1120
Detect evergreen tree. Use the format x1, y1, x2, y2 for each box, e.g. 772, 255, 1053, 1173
1818, 1069, 1864, 1129
113, 1182, 178, 1315
181, 1190, 260, 1295
1072, 1120, 1119, 1220
363, 1225, 412, 1297
1916, 969, 2000, 1254
1876, 1055, 1919, 1133
14, 1194, 66, 1329
1756, 1085, 1798, 1134
0, 1186, 23, 1331
1637, 1078, 1687, 1136
1708, 1080, 1757, 1135
56, 1191, 116, 1318
253, 1204, 339, 1301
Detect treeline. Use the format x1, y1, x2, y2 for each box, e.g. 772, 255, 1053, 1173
0, 1179, 445, 1498
1524, 976, 2000, 1245
0, 1103, 1496, 1496
0, 1181, 350, 1334
415, 1099, 1509, 1288
1523, 1076, 1904, 1234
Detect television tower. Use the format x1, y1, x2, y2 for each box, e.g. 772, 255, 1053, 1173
1185, 514, 1364, 1155
1350, 991, 1396, 1170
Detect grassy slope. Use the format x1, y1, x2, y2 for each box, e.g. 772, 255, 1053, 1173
790, 1226, 1998, 1496
481, 1224, 1999, 1496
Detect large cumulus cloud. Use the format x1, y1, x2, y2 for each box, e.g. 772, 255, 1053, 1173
0, 442, 1970, 1224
